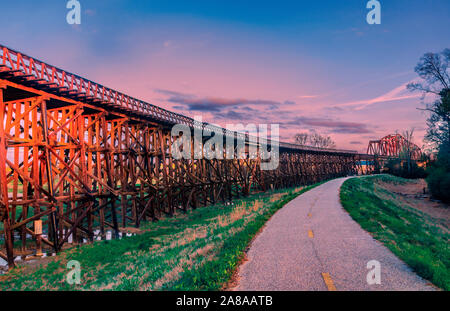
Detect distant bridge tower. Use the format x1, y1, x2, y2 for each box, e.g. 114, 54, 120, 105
367, 134, 422, 160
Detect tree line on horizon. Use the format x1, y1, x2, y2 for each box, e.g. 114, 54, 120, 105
294, 132, 337, 149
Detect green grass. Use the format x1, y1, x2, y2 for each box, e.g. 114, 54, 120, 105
0, 181, 326, 291
340, 175, 450, 290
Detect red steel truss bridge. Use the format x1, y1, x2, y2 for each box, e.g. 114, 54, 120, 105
367, 134, 422, 160
0, 44, 376, 267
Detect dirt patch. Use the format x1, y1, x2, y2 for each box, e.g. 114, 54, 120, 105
380, 179, 449, 231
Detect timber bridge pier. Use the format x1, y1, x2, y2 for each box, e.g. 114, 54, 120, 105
0, 44, 384, 268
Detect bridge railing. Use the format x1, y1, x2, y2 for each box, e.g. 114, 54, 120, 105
0, 44, 193, 125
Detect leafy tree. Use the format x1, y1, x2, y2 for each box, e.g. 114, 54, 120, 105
407, 49, 450, 149
408, 49, 450, 202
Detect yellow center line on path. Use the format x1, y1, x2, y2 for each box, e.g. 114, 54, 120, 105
321, 273, 337, 291
308, 229, 314, 238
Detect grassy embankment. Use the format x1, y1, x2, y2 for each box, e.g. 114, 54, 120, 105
340, 175, 449, 290
0, 181, 326, 290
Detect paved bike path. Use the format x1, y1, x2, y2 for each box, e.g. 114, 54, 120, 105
234, 178, 435, 291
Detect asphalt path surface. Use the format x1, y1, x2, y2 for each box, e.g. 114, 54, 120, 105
234, 177, 435, 291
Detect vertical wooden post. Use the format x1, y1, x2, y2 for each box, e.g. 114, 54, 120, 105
77, 107, 91, 240
86, 115, 94, 240
159, 129, 172, 215
0, 85, 15, 268
31, 97, 42, 255
121, 123, 129, 228
21, 99, 30, 252
40, 99, 59, 252
101, 116, 119, 239
95, 115, 105, 239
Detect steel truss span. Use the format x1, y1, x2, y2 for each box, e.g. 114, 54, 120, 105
367, 134, 422, 160
0, 44, 374, 268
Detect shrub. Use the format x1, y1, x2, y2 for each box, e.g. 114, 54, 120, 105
384, 158, 427, 179
426, 145, 450, 203
426, 167, 450, 203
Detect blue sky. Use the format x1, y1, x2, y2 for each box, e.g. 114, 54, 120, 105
0, 0, 449, 150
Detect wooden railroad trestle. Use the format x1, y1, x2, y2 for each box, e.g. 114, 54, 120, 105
0, 44, 376, 268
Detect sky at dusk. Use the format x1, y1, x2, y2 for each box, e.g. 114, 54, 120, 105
1, 0, 449, 152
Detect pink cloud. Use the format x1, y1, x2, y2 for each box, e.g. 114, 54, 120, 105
339, 81, 422, 110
